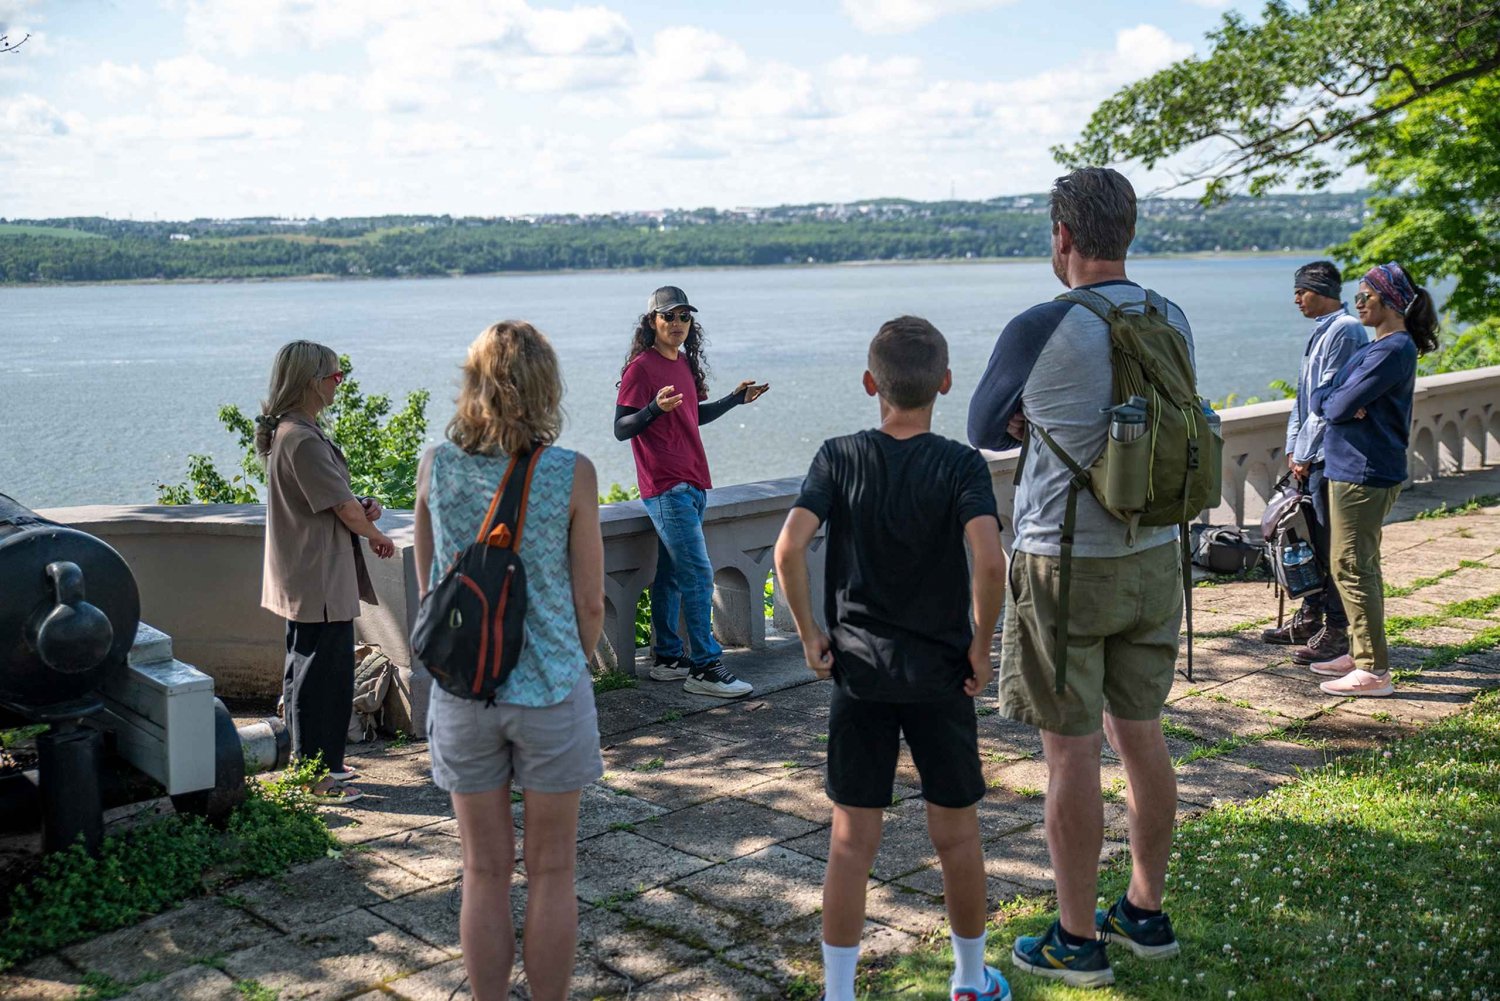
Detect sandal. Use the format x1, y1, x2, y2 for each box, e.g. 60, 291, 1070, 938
305, 781, 364, 805
328, 766, 360, 781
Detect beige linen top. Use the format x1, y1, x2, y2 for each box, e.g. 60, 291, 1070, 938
260, 413, 377, 622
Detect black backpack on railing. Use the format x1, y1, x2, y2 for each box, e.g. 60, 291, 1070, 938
411, 447, 544, 703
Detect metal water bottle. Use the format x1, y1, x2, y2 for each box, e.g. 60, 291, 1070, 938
1102, 395, 1151, 511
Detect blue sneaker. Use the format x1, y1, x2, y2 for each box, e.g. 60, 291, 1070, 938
1096, 895, 1181, 959
952, 964, 1011, 1001
1011, 920, 1114, 988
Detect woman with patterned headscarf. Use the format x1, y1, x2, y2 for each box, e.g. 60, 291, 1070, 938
1307, 262, 1440, 697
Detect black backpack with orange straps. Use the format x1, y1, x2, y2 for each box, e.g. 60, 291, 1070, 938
412, 447, 544, 703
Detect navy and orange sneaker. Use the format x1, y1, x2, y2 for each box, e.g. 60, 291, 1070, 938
1095, 895, 1180, 959
951, 964, 1011, 1001
1011, 920, 1114, 988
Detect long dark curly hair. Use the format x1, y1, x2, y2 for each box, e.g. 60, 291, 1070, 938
619, 312, 711, 400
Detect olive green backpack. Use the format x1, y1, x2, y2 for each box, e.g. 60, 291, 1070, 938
1017, 288, 1223, 691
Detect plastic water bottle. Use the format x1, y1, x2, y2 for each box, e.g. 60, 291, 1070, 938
1200, 398, 1222, 439
1282, 540, 1320, 596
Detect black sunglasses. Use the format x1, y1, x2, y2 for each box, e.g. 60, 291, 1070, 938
658, 310, 694, 324
1354, 291, 1375, 307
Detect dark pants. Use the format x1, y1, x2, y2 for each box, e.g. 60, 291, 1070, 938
1302, 465, 1348, 628
284, 619, 354, 773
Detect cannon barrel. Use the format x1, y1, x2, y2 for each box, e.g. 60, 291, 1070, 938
1, 493, 140, 719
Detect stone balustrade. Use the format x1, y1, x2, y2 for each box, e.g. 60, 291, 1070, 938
37, 365, 1500, 733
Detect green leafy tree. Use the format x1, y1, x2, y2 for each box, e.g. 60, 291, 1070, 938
1057, 0, 1500, 369
156, 357, 430, 508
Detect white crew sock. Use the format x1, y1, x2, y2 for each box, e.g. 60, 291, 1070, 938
822, 942, 861, 1001
951, 930, 988, 991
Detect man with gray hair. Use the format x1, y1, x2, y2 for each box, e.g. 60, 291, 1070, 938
1260, 261, 1367, 664
968, 167, 1189, 988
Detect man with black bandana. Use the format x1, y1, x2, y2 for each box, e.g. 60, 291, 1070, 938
1261, 261, 1367, 664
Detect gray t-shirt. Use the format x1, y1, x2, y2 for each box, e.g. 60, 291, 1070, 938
967, 280, 1196, 559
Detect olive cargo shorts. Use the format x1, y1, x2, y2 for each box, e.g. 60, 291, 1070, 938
999, 541, 1183, 736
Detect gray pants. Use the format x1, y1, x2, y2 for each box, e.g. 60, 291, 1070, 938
284, 619, 354, 774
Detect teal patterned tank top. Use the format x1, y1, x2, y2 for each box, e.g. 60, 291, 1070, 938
426, 442, 585, 707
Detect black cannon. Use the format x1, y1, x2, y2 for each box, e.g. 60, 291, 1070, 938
0, 493, 287, 854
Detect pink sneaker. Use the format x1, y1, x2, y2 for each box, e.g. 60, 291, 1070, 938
1319, 668, 1394, 698
1310, 654, 1356, 677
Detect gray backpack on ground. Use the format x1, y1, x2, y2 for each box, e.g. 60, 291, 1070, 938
1191, 525, 1264, 575
348, 645, 396, 743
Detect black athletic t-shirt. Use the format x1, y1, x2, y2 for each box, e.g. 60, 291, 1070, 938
793, 430, 999, 702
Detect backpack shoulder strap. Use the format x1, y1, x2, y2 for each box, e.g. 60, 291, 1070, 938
1144, 289, 1168, 317
476, 454, 522, 545
1055, 288, 1119, 322
1032, 423, 1090, 696
477, 446, 546, 550
506, 446, 547, 550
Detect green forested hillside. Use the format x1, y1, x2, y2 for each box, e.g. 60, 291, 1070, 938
0, 191, 1365, 284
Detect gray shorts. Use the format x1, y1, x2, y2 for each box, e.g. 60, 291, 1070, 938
427, 671, 604, 795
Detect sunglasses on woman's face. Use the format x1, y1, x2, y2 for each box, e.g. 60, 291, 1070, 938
322, 370, 345, 384
658, 310, 693, 324
1354, 291, 1375, 307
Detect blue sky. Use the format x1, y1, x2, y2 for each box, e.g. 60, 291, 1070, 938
1, 0, 1271, 219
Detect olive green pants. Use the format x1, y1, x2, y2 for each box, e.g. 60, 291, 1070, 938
1328, 480, 1402, 675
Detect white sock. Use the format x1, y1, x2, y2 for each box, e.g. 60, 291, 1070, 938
951, 930, 987, 991
822, 942, 861, 1001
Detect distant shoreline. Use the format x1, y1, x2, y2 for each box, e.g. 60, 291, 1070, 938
6, 248, 1315, 291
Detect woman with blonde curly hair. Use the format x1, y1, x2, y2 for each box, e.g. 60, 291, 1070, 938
413, 320, 604, 1001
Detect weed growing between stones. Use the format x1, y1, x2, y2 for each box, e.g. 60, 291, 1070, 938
0, 758, 336, 971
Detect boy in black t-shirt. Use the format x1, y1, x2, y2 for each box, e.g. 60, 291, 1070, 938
774, 316, 1010, 1001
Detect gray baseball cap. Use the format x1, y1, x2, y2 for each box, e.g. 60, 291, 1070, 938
647, 286, 697, 314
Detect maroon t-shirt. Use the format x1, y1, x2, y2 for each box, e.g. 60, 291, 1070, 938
617, 349, 713, 499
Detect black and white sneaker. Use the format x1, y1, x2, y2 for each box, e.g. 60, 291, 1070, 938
648, 654, 691, 681
683, 662, 752, 698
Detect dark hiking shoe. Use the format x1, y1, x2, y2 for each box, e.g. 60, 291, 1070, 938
1095, 896, 1180, 959
1292, 624, 1349, 665
1011, 921, 1114, 989
1261, 607, 1322, 645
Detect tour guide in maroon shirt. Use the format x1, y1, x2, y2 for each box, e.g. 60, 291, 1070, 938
614, 285, 770, 699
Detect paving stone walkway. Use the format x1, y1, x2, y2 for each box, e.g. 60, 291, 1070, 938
3, 469, 1499, 1001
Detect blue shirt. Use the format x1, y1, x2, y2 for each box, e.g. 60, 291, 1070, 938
1311, 331, 1417, 488
1286, 306, 1367, 465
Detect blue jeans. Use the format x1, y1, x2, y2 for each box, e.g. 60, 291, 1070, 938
642, 483, 722, 670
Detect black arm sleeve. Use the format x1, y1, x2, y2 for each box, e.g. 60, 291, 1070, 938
697, 388, 746, 426
614, 400, 662, 441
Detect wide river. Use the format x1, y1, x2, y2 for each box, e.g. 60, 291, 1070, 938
4, 255, 1328, 507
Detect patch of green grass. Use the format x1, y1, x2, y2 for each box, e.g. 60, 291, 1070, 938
861, 691, 1500, 1000
72, 972, 161, 1000
233, 979, 280, 1000
593, 670, 639, 694
1196, 615, 1275, 639
0, 723, 47, 749
633, 757, 666, 772
388, 729, 411, 749
608, 822, 636, 833
659, 708, 683, 723
1014, 786, 1043, 799
1159, 718, 1199, 742
1173, 726, 1284, 766
1413, 493, 1500, 519
0, 759, 336, 972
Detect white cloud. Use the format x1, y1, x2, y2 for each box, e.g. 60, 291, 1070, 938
841, 0, 1016, 34
2, 93, 71, 134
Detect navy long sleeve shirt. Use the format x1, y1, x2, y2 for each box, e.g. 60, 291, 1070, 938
1310, 331, 1417, 488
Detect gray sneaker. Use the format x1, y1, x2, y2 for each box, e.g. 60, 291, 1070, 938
648, 655, 691, 681
683, 663, 752, 698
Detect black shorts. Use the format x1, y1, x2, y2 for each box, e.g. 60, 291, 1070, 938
825, 685, 985, 810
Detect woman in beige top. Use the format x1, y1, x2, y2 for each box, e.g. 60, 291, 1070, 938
258, 340, 395, 804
